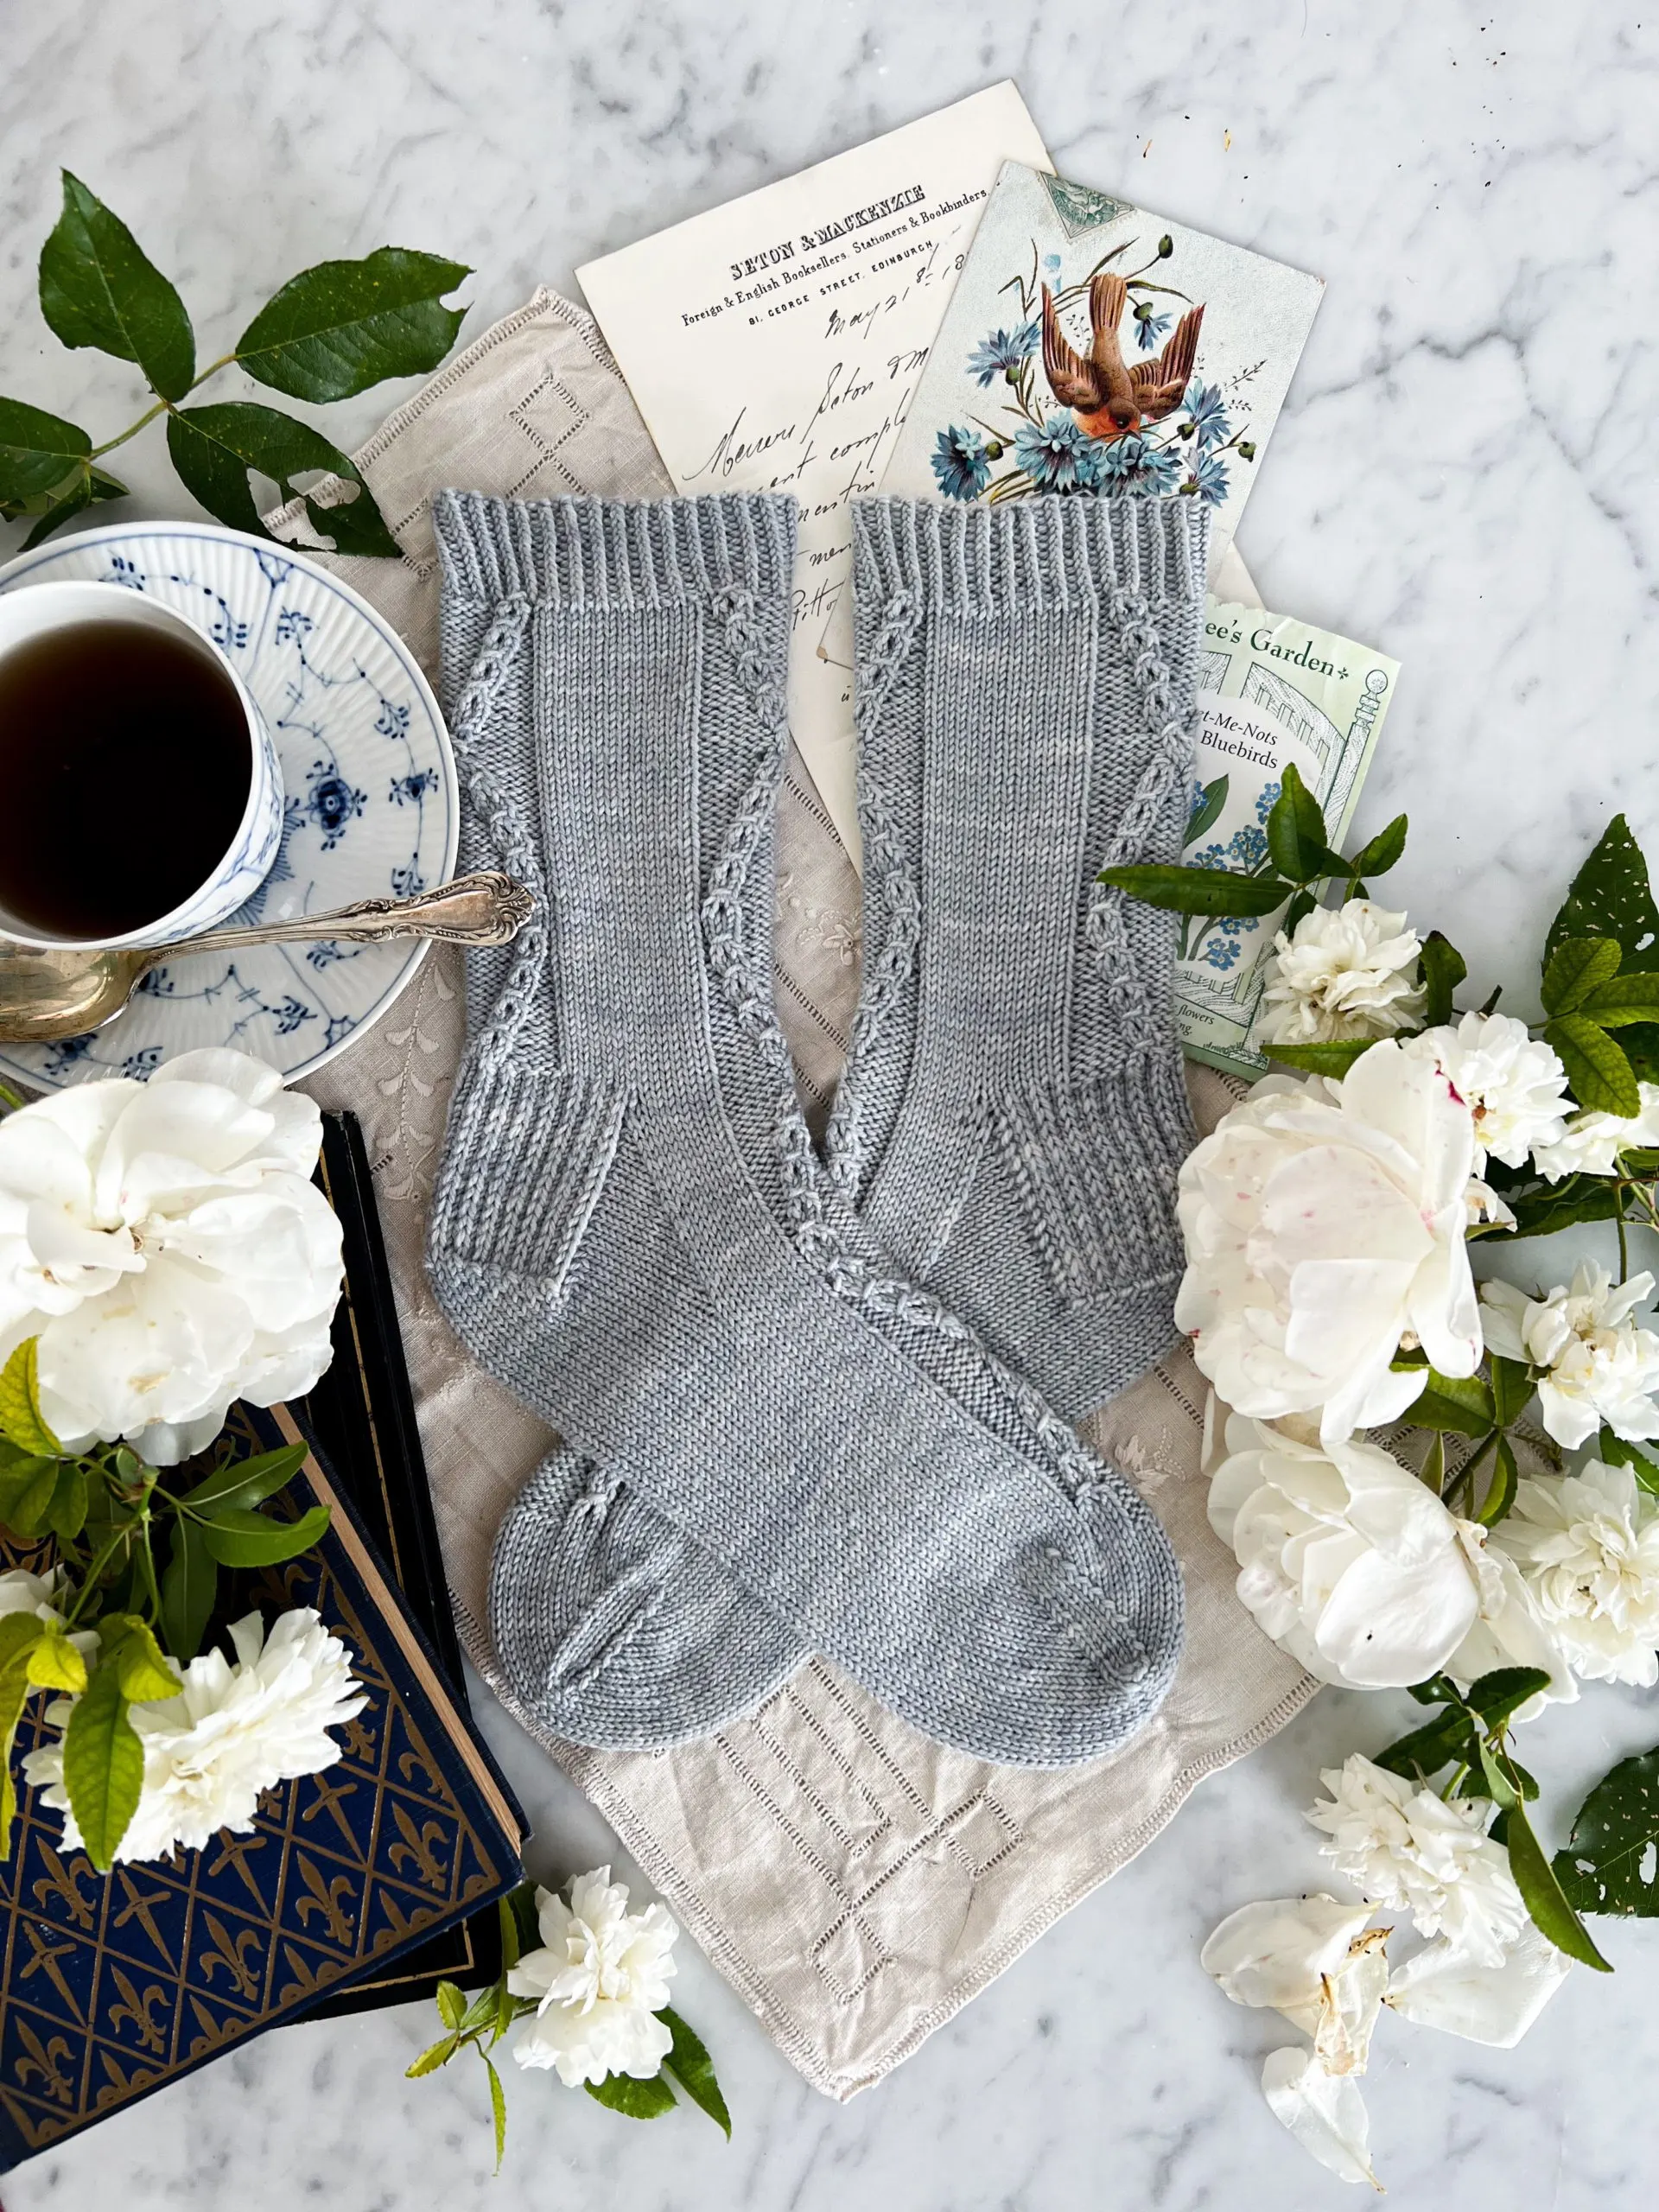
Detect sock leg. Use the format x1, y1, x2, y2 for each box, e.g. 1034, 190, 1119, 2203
820, 495, 1207, 1421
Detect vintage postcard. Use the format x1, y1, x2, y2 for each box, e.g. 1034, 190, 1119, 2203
880, 160, 1323, 557
1179, 602, 1402, 1078
578, 84, 1050, 860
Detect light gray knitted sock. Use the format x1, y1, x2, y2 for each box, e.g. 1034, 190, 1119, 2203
428, 488, 1183, 1769
827, 494, 1208, 1415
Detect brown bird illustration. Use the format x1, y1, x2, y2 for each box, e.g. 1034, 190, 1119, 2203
1040, 271, 1205, 442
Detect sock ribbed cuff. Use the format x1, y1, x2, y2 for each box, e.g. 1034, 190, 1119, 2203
432, 487, 798, 609
851, 491, 1209, 615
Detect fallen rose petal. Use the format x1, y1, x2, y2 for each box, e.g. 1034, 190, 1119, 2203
1261, 2044, 1382, 2190
1201, 1895, 1375, 2015
1383, 1921, 1571, 2047
1306, 1929, 1390, 2076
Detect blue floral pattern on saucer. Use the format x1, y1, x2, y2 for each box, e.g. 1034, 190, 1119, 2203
0, 524, 457, 1093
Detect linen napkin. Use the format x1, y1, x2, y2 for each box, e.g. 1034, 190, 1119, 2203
277, 287, 1314, 2100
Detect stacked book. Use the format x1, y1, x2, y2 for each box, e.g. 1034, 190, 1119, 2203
0, 1114, 524, 2172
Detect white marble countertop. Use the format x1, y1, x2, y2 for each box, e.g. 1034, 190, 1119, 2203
4, 3, 1659, 2206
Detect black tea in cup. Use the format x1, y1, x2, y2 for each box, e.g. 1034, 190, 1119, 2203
0, 618, 253, 941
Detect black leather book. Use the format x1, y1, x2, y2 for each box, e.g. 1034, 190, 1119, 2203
296, 1110, 510, 2014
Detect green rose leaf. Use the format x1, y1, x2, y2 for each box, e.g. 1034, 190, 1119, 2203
0, 397, 93, 504
61, 1656, 144, 1872
197, 1501, 331, 1567
1505, 1797, 1613, 1970
1617, 1026, 1659, 1086
158, 1515, 219, 1662
1463, 1668, 1552, 1730
1404, 1368, 1495, 1438
110, 1615, 182, 1703
1503, 1173, 1623, 1243
1598, 1427, 1659, 1497
585, 2070, 678, 2120
1407, 1672, 1464, 1707
485, 2051, 508, 2174
1184, 775, 1230, 848
166, 402, 397, 550
300, 486, 403, 560
435, 1979, 467, 2032
1541, 936, 1622, 1017
38, 171, 195, 401
1488, 1354, 1534, 1429
1417, 929, 1467, 1027
12, 463, 129, 552
0, 1340, 61, 1459
505, 1880, 541, 1956
1097, 863, 1294, 917
497, 1890, 524, 1975
1554, 1745, 1659, 1916
1372, 1707, 1476, 1782
1580, 971, 1659, 1026
1543, 1012, 1640, 1118
658, 2008, 732, 2139
1476, 1432, 1519, 1528
1263, 1039, 1376, 1077
235, 247, 470, 403
1478, 1738, 1520, 1810
0, 1627, 48, 1860
1265, 761, 1331, 884
42, 1462, 88, 1545
1546, 814, 1659, 974
0, 1455, 60, 1539
179, 1440, 308, 1514
1349, 812, 1408, 879
0, 1614, 46, 1676
404, 2032, 460, 2079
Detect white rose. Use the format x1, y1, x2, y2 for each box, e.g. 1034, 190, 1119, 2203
1257, 899, 1426, 1047
0, 1049, 343, 1464
1490, 1459, 1659, 1686
1207, 1414, 1479, 1688
508, 1867, 678, 2088
1446, 1517, 1574, 1710
23, 1609, 365, 1861
1175, 1042, 1482, 1443
1306, 1753, 1527, 1972
0, 1565, 68, 1629
1530, 1082, 1659, 1182
1479, 1264, 1659, 1450
1402, 1013, 1570, 1171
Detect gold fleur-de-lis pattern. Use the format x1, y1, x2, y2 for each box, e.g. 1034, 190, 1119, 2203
0, 1409, 519, 2160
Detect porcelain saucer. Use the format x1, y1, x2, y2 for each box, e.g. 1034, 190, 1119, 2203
0, 522, 457, 1092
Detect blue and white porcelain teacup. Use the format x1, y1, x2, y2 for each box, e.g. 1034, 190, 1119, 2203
0, 578, 283, 952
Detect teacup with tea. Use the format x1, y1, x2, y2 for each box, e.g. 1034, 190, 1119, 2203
0, 581, 283, 950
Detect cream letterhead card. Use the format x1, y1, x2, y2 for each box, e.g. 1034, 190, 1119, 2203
578, 84, 1050, 860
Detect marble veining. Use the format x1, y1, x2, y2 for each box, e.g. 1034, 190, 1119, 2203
3, 3, 1657, 2206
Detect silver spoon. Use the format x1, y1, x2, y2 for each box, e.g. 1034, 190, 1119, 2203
0, 871, 535, 1044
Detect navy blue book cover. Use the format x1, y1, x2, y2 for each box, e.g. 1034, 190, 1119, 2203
0, 1398, 525, 2171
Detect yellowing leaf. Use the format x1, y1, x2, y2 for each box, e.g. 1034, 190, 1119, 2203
110, 1616, 182, 1704
26, 1632, 87, 1695
0, 1340, 60, 1458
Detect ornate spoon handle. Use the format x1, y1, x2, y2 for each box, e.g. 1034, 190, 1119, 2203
169, 871, 536, 957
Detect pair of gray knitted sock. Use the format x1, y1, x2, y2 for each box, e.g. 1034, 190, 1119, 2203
426, 487, 1206, 1768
